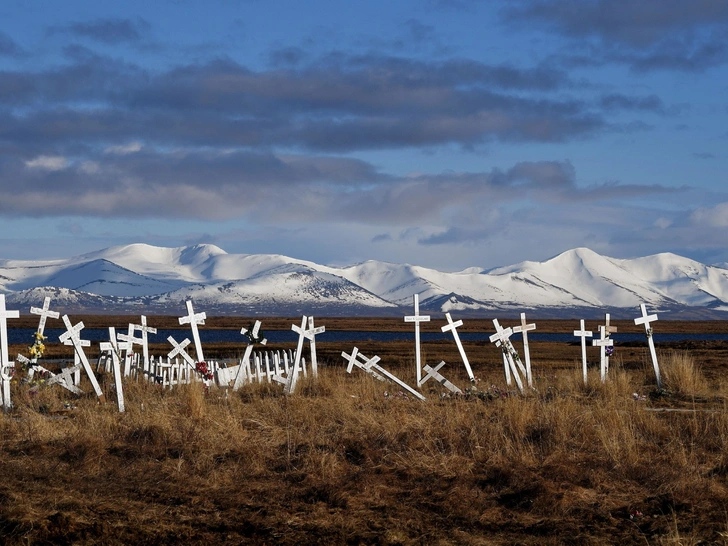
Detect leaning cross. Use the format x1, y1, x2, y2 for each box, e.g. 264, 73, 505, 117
0, 295, 19, 411
489, 319, 524, 394
59, 315, 104, 401
404, 293, 430, 386
440, 313, 474, 384
591, 325, 613, 383
573, 320, 593, 385
30, 296, 59, 337
46, 365, 84, 396
421, 361, 462, 394
178, 301, 206, 363
100, 327, 125, 412
512, 313, 536, 388
167, 336, 196, 368
635, 303, 662, 389
234, 320, 268, 391
61, 324, 90, 385
343, 347, 426, 401
285, 316, 309, 394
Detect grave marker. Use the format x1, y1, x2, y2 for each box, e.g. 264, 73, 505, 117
178, 300, 206, 363
573, 320, 593, 385
133, 315, 157, 375
440, 313, 475, 384
303, 316, 325, 378
404, 294, 430, 386
285, 316, 309, 394
591, 326, 613, 383
634, 303, 662, 389
343, 347, 425, 401
100, 327, 125, 411
512, 313, 536, 388
603, 313, 618, 374
421, 361, 462, 394
0, 295, 19, 411
489, 319, 525, 394
59, 315, 104, 401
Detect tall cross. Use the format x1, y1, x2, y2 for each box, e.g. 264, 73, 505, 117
489, 319, 524, 394
100, 327, 125, 412
62, 323, 90, 385
404, 293, 430, 386
178, 300, 206, 363
440, 312, 475, 384
603, 313, 618, 374
59, 315, 104, 401
573, 320, 593, 385
133, 315, 157, 373
0, 295, 19, 411
591, 325, 613, 383
118, 324, 144, 377
302, 316, 325, 378
635, 303, 662, 389
30, 296, 59, 336
286, 316, 309, 394
512, 312, 536, 388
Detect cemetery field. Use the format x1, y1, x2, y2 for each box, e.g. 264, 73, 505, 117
2, 317, 728, 544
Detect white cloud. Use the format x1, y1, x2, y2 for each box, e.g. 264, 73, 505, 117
689, 202, 728, 227
24, 155, 68, 171
104, 142, 143, 155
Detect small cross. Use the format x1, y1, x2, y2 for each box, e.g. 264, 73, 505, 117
59, 315, 104, 401
178, 300, 206, 363
241, 320, 267, 345
167, 336, 196, 368
592, 325, 613, 383
634, 303, 658, 335
30, 297, 59, 336
421, 361, 462, 394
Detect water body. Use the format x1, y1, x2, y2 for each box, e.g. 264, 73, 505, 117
7, 328, 728, 345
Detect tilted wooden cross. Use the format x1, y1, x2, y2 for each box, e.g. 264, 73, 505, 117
440, 313, 474, 384
61, 322, 90, 385
302, 316, 325, 378
404, 294, 430, 386
573, 319, 593, 385
285, 316, 309, 394
100, 327, 125, 412
30, 296, 59, 338
421, 361, 462, 394
634, 303, 662, 389
46, 365, 84, 395
489, 319, 525, 394
342, 347, 425, 401
167, 336, 196, 368
178, 300, 206, 364
512, 313, 536, 388
59, 315, 104, 402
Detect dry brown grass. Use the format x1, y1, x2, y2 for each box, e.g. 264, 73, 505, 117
1, 350, 728, 545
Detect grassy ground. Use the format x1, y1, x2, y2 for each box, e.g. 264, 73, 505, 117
2, 343, 728, 545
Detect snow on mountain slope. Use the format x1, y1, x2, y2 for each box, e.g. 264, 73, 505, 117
2, 243, 728, 314
149, 266, 396, 309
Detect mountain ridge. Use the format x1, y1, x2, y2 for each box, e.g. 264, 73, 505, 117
3, 244, 728, 318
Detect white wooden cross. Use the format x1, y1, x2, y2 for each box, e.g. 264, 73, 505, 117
118, 324, 144, 378
573, 319, 593, 385
303, 316, 325, 378
343, 347, 426, 401
404, 293, 431, 386
489, 319, 525, 394
591, 325, 613, 383
46, 365, 84, 395
342, 347, 386, 381
59, 315, 105, 401
635, 303, 662, 389
241, 320, 267, 345
234, 320, 268, 391
178, 300, 206, 364
0, 295, 19, 411
61, 323, 90, 385
167, 336, 196, 369
30, 296, 59, 335
602, 313, 618, 374
100, 327, 125, 412
133, 315, 157, 375
285, 316, 309, 394
421, 361, 462, 394
440, 312, 475, 384
512, 313, 536, 388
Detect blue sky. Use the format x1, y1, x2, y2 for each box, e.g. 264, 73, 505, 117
1, 0, 727, 270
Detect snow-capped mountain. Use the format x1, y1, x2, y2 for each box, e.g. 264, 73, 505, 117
3, 244, 728, 317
